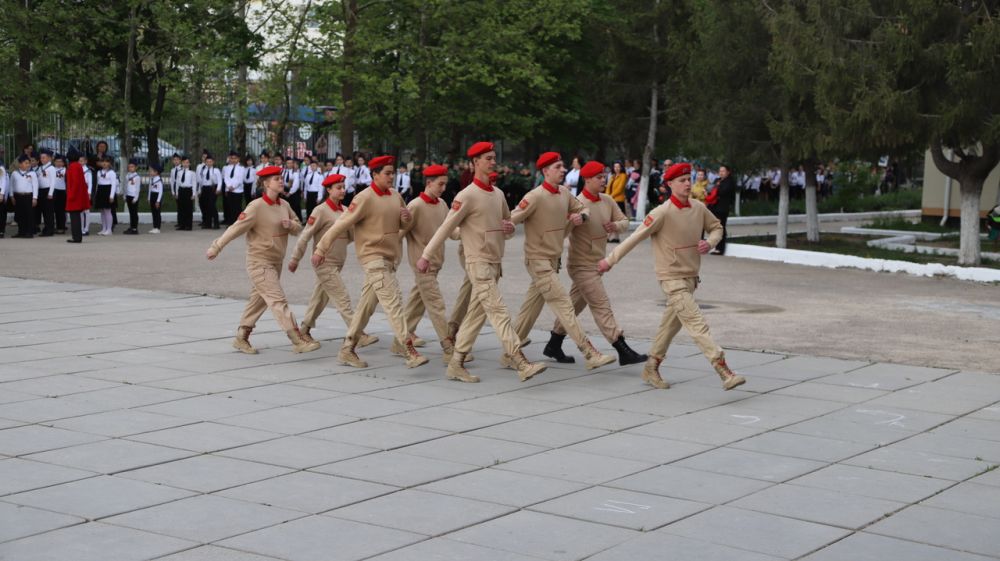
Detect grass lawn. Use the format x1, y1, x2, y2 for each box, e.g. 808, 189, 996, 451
738, 233, 1000, 270
862, 217, 958, 234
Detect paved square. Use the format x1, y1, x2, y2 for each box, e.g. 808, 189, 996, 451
1, 277, 998, 560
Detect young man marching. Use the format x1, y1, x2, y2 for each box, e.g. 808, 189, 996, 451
599, 162, 746, 390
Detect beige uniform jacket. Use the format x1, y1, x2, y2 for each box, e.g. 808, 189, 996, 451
566, 191, 629, 270
209, 193, 302, 267
292, 198, 352, 268
314, 184, 409, 265
422, 180, 512, 265
607, 197, 722, 280
510, 182, 588, 260
401, 193, 449, 269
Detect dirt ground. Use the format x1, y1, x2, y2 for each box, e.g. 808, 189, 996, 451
2, 220, 997, 372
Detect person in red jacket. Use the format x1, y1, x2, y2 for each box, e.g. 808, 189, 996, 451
65, 148, 91, 243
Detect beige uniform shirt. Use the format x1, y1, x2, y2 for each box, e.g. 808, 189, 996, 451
209, 193, 303, 267
510, 182, 588, 260
402, 193, 449, 269
607, 196, 722, 280
292, 198, 352, 268
566, 191, 629, 270
314, 184, 408, 265
422, 179, 512, 265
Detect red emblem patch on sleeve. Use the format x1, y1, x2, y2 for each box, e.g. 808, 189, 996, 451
307, 216, 316, 225
238, 212, 247, 221
643, 215, 654, 227
518, 199, 529, 209
451, 201, 462, 212
348, 202, 357, 212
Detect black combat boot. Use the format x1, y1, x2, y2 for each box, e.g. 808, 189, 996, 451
612, 335, 647, 366
542, 331, 576, 363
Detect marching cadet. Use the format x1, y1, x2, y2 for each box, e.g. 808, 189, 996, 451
282, 157, 303, 222
311, 155, 429, 369
198, 154, 221, 229
206, 164, 319, 354
416, 141, 546, 383
396, 164, 458, 364
509, 152, 615, 370
288, 173, 377, 347
123, 160, 141, 234
65, 148, 90, 243
147, 163, 164, 234
302, 158, 325, 217
599, 162, 746, 390
222, 151, 246, 226
10, 154, 39, 238
176, 155, 196, 231
548, 160, 647, 366
35, 148, 57, 236
52, 154, 68, 234
0, 159, 8, 238
95, 155, 118, 236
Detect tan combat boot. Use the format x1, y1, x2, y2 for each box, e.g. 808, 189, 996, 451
498, 338, 531, 369
712, 356, 746, 390
357, 332, 379, 348
442, 337, 455, 366
338, 339, 368, 367
299, 327, 320, 345
446, 352, 480, 383
510, 351, 546, 382
580, 341, 616, 370
641, 355, 670, 389
403, 339, 429, 368
390, 338, 407, 357
232, 326, 258, 354
408, 333, 426, 347
287, 327, 320, 353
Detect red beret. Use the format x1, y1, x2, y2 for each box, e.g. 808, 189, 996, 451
368, 155, 394, 170
422, 164, 447, 177
535, 151, 561, 170
322, 173, 346, 186
580, 161, 605, 179
466, 141, 494, 158
256, 165, 283, 178
663, 162, 692, 182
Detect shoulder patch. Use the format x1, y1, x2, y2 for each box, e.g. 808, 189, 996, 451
238, 212, 247, 221
307, 216, 316, 225
518, 199, 529, 209
643, 215, 654, 227
348, 202, 357, 213
451, 201, 462, 212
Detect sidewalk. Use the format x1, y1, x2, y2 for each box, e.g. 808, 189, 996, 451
1, 277, 999, 561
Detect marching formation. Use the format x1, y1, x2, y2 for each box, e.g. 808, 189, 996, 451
205, 142, 746, 391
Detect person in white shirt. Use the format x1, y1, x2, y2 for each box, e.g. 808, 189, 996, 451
341, 157, 357, 204
148, 163, 164, 233
243, 155, 259, 204
80, 157, 94, 235
0, 161, 9, 238
221, 151, 246, 225
51, 154, 68, 234
353, 154, 372, 195
565, 157, 582, 195
169, 153, 182, 229
303, 159, 325, 216
11, 155, 39, 238
33, 148, 57, 236
123, 160, 142, 234
198, 154, 222, 229
282, 157, 303, 221
394, 165, 411, 202
95, 156, 118, 236
176, 155, 196, 230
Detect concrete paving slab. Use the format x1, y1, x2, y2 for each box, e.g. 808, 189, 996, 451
0, 458, 96, 496
417, 467, 587, 508
843, 446, 992, 481
305, 419, 450, 450
47, 410, 193, 438
731, 483, 904, 529
214, 406, 358, 435
0, 424, 106, 456
586, 532, 784, 561
25, 438, 195, 474
496, 449, 654, 485
154, 546, 285, 561
527, 486, 709, 531
729, 430, 876, 463
565, 432, 710, 465
801, 532, 997, 561
311, 450, 478, 487
118, 454, 292, 493
0, 522, 195, 561
673, 447, 827, 482
868, 505, 1000, 558
328, 489, 515, 536
4, 475, 195, 519
218, 435, 376, 469
366, 538, 548, 561
396, 434, 545, 467
0, 501, 84, 542
468, 418, 610, 448
215, 471, 396, 514
788, 463, 954, 503
606, 464, 774, 504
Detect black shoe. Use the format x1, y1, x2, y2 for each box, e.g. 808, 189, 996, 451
66, 239, 82, 243
542, 331, 576, 363
40, 231, 53, 237
612, 335, 648, 366
213, 225, 220, 230
123, 229, 137, 235
55, 229, 66, 235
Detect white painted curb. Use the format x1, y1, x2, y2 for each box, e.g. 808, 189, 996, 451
724, 243, 1000, 283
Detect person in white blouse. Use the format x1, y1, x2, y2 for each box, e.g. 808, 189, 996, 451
176, 155, 196, 230
123, 160, 142, 234
302, 159, 325, 216
35, 148, 56, 236
282, 157, 303, 221
148, 163, 164, 233
394, 165, 411, 201
94, 156, 118, 236
10, 155, 39, 238
198, 154, 222, 229
0, 161, 8, 238
52, 154, 68, 234
221, 151, 246, 226
353, 155, 372, 195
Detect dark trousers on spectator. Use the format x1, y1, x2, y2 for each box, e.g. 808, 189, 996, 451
126, 196, 139, 231
14, 194, 34, 237
35, 195, 54, 235
149, 194, 162, 230
305, 191, 320, 218
288, 192, 303, 223
0, 198, 9, 236
714, 210, 729, 254
224, 192, 243, 225
53, 189, 66, 232
177, 188, 194, 229
244, 184, 254, 204
69, 211, 83, 242
200, 187, 219, 228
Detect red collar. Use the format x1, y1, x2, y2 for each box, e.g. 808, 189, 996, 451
472, 177, 493, 192
262, 193, 278, 206
582, 189, 600, 202
370, 183, 388, 196
541, 181, 559, 194
670, 194, 691, 208
419, 192, 439, 204
326, 198, 344, 212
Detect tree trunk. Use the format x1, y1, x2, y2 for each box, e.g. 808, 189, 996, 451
14, 3, 33, 152
776, 148, 790, 248
122, 1, 139, 171
235, 0, 248, 157
339, 0, 358, 157
147, 80, 167, 167
636, 81, 658, 221
958, 179, 983, 266
802, 160, 820, 242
